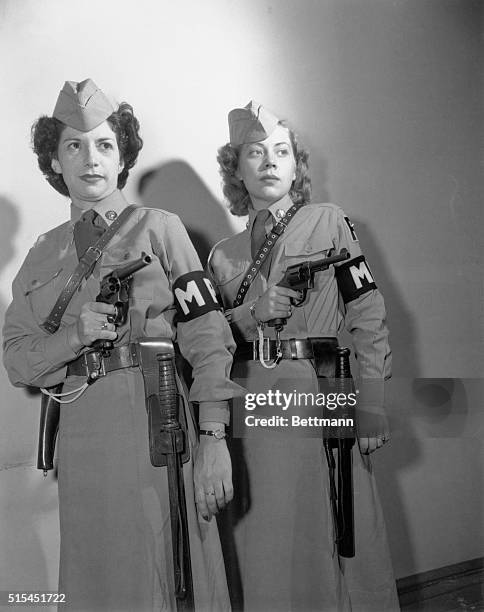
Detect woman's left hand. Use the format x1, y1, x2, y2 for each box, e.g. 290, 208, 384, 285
358, 435, 389, 455
194, 437, 233, 521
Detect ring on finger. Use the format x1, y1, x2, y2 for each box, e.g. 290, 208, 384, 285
205, 491, 216, 496
101, 321, 108, 330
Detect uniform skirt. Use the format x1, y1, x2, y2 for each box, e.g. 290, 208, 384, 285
218, 358, 399, 612
57, 368, 230, 612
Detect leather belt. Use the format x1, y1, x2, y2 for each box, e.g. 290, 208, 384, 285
67, 343, 139, 378
235, 337, 338, 361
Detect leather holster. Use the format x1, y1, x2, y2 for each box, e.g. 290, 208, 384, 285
37, 384, 62, 472
137, 338, 190, 467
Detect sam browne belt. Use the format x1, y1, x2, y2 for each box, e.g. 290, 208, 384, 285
235, 337, 338, 363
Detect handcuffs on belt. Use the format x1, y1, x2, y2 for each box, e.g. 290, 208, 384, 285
40, 343, 138, 404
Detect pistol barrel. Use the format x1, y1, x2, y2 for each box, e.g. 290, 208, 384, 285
116, 252, 152, 280
310, 248, 349, 274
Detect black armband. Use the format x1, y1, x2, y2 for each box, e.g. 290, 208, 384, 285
173, 271, 222, 322
335, 255, 377, 303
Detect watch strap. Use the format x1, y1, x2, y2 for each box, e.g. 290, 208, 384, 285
199, 429, 227, 440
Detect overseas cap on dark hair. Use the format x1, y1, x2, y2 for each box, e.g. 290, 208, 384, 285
228, 100, 279, 146
52, 78, 115, 131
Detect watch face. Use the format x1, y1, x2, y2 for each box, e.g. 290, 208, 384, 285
200, 429, 226, 439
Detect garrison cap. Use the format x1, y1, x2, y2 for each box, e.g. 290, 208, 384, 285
52, 78, 115, 131
228, 100, 280, 145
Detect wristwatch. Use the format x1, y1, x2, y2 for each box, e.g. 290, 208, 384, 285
199, 429, 227, 440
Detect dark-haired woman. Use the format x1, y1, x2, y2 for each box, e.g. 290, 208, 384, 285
3, 79, 241, 611
208, 102, 399, 611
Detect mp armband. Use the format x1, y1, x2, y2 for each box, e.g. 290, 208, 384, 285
173, 271, 222, 322
335, 255, 377, 303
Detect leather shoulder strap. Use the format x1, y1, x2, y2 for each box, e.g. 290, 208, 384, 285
41, 205, 138, 334
233, 201, 304, 308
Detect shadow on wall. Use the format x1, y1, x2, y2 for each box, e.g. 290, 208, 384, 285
0, 195, 20, 277
0, 195, 30, 467
0, 196, 57, 595
137, 160, 235, 266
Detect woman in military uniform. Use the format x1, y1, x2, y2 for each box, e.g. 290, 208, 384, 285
208, 101, 400, 611
3, 79, 242, 611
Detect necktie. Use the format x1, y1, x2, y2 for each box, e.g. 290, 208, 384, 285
73, 209, 107, 260
251, 209, 272, 259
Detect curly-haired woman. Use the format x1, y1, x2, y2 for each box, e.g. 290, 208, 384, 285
209, 101, 400, 611
3, 79, 243, 611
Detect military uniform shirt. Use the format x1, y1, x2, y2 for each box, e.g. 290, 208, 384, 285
208, 200, 392, 382
3, 206, 243, 424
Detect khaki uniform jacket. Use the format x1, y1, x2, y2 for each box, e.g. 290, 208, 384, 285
208, 201, 392, 435
3, 206, 242, 424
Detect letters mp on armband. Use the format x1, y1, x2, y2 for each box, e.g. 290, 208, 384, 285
173, 271, 222, 322
335, 255, 377, 303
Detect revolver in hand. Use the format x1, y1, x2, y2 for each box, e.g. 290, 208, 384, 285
95, 251, 152, 353
269, 248, 350, 330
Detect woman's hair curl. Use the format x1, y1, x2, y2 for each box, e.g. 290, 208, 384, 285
31, 102, 143, 196
217, 122, 311, 216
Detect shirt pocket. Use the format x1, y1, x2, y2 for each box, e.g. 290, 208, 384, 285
283, 237, 334, 267
283, 236, 334, 264
99, 248, 154, 302
213, 260, 248, 307
281, 237, 337, 294
24, 267, 65, 323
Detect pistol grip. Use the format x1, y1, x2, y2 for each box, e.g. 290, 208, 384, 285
291, 289, 307, 307
267, 317, 287, 329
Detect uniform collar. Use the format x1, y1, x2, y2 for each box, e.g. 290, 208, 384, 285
69, 189, 130, 225
247, 194, 294, 233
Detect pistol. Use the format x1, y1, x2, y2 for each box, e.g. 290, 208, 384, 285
269, 248, 350, 329
95, 251, 152, 352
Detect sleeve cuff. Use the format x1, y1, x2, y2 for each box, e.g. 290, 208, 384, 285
230, 300, 258, 338
198, 401, 230, 425
43, 324, 82, 368
355, 378, 389, 437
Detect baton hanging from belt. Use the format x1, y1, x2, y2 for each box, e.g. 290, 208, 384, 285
138, 338, 194, 611
323, 347, 355, 558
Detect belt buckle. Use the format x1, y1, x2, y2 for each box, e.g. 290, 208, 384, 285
86, 245, 102, 260
84, 350, 106, 381
82, 246, 103, 270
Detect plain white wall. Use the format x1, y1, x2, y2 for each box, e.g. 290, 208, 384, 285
0, 0, 482, 595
